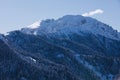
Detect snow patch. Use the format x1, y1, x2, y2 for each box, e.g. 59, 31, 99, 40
33, 31, 37, 35
26, 57, 36, 63
27, 20, 41, 29
4, 32, 10, 36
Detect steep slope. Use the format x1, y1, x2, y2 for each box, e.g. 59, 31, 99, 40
6, 31, 120, 80
0, 34, 79, 80
6, 31, 100, 80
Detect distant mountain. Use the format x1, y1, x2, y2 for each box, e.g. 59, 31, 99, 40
0, 15, 120, 80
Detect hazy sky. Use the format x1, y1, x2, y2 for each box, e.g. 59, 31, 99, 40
0, 0, 120, 33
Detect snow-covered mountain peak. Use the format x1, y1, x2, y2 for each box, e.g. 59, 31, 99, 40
27, 20, 41, 29
21, 15, 120, 40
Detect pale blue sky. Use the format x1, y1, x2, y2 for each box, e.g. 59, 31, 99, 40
0, 0, 120, 33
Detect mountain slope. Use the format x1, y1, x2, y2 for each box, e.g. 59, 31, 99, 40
6, 30, 120, 80
1, 15, 120, 80
0, 34, 79, 80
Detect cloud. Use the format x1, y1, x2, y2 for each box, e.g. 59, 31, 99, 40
82, 9, 104, 17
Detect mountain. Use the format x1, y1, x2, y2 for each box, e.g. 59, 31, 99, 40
22, 15, 120, 40
0, 33, 79, 80
0, 15, 120, 80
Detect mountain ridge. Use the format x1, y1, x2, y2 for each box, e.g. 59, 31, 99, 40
0, 15, 120, 80
21, 15, 120, 41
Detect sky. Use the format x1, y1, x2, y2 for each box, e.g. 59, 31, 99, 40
0, 0, 120, 33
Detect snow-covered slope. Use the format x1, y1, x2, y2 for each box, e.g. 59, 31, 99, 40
21, 15, 120, 41
27, 20, 41, 29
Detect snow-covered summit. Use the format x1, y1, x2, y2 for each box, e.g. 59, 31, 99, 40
27, 20, 41, 29
21, 15, 120, 40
